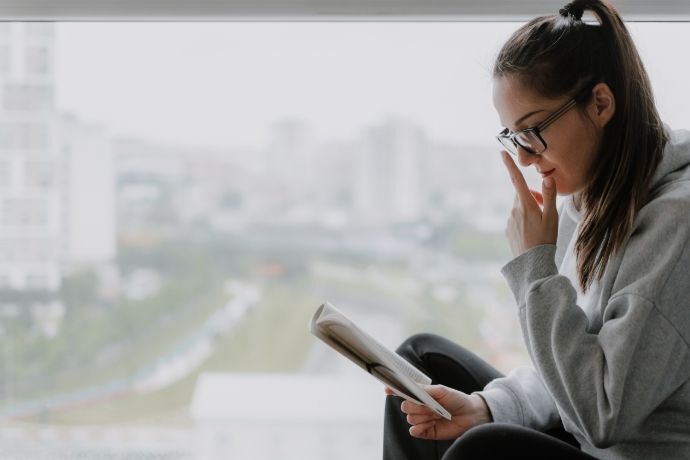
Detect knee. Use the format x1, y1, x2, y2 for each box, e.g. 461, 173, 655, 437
463, 423, 511, 442
442, 424, 518, 459
395, 332, 443, 359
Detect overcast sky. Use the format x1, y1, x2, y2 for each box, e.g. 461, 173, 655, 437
55, 22, 690, 151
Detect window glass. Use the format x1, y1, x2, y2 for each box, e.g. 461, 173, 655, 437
0, 160, 8, 189
0, 122, 51, 150
0, 45, 9, 73
0, 21, 687, 460
4, 84, 53, 111
26, 46, 50, 75
24, 160, 55, 189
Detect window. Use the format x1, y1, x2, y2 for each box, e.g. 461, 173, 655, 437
0, 23, 10, 40
0, 161, 8, 190
0, 45, 9, 73
0, 20, 688, 460
0, 239, 54, 262
3, 84, 54, 111
26, 46, 51, 75
0, 122, 50, 150
25, 22, 54, 39
1, 198, 49, 226
24, 160, 55, 189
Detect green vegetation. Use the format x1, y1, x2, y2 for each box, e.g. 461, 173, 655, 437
1, 224, 521, 425
1, 240, 225, 403
201, 282, 320, 373
32, 282, 321, 425
408, 291, 485, 352
452, 231, 511, 261
422, 219, 511, 262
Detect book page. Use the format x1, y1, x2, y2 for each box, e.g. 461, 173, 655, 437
320, 319, 430, 385
313, 303, 430, 385
309, 302, 451, 420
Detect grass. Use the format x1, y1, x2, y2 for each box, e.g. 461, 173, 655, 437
27, 281, 322, 425
3, 270, 226, 403
200, 282, 321, 373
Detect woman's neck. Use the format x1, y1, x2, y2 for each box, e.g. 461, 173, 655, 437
573, 193, 583, 212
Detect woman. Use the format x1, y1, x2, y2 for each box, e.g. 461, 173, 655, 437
383, 1, 690, 459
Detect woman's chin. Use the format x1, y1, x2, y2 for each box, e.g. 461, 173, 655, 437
554, 180, 579, 197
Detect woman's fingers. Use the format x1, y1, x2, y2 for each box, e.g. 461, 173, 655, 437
409, 420, 437, 439
401, 400, 435, 415
501, 151, 538, 211
407, 413, 442, 425
530, 189, 544, 206
501, 150, 560, 257
541, 176, 558, 225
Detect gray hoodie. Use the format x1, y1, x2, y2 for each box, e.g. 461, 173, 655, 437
474, 127, 690, 459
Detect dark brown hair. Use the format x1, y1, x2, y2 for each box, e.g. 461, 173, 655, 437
494, 0, 667, 292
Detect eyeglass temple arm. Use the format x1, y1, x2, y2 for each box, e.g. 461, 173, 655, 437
536, 99, 577, 132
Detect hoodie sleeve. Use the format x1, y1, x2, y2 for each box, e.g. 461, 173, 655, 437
472, 365, 563, 430
500, 197, 690, 449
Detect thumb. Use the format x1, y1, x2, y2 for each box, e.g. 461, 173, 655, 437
541, 177, 558, 224
422, 384, 450, 401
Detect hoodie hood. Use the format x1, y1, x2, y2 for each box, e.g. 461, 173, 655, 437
650, 125, 690, 193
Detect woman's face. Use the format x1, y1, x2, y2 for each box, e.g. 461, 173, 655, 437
493, 75, 603, 197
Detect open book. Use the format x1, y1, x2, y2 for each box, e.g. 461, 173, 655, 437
309, 302, 452, 420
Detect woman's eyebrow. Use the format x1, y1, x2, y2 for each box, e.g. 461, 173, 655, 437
511, 109, 545, 129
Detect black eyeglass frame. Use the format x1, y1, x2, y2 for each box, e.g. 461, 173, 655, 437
496, 86, 593, 156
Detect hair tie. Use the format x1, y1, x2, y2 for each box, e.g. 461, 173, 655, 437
559, 2, 585, 21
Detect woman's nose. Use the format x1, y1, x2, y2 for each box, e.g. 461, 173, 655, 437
516, 147, 538, 168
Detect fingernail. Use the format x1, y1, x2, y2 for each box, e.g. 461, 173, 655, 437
544, 177, 554, 188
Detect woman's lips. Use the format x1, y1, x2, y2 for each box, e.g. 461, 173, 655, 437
540, 168, 556, 178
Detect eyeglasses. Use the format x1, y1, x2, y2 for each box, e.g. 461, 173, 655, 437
496, 98, 578, 156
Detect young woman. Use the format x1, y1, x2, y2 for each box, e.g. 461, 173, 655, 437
383, 1, 690, 459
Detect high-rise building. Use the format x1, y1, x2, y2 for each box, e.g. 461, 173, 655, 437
354, 117, 427, 224
0, 23, 116, 294
265, 119, 313, 180
0, 23, 61, 291
60, 114, 116, 265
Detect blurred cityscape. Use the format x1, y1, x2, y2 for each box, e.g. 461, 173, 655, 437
0, 22, 530, 459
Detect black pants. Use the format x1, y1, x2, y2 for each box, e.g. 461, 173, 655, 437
383, 333, 599, 459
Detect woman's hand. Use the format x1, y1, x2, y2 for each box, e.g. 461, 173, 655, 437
501, 151, 559, 257
385, 385, 493, 440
